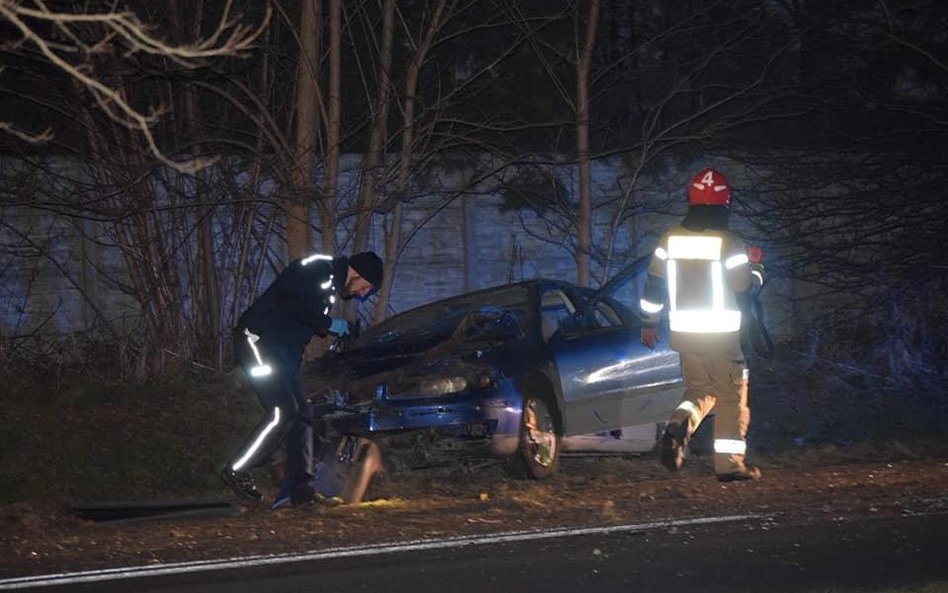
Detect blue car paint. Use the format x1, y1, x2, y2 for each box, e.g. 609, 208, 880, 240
313, 379, 524, 456
304, 259, 682, 461
551, 323, 683, 435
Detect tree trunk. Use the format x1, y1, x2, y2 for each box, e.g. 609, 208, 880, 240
176, 0, 221, 366
319, 0, 342, 255
575, 0, 599, 287
352, 0, 395, 254
288, 0, 322, 260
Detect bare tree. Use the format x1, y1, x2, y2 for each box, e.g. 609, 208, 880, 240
285, 0, 321, 260
17, 0, 938, 385
574, 0, 599, 287
372, 0, 452, 322
506, 1, 796, 287
0, 1, 550, 374
0, 0, 270, 173
351, 0, 396, 256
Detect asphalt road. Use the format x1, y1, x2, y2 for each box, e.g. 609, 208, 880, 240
6, 511, 947, 593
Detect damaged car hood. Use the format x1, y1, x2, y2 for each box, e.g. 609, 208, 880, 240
305, 305, 529, 404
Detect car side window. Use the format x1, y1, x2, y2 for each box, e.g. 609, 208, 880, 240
540, 290, 577, 341
588, 302, 622, 328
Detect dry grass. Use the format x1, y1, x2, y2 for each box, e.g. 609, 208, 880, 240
0, 342, 945, 506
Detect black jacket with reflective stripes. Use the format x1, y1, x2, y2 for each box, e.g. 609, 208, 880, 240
236, 256, 349, 362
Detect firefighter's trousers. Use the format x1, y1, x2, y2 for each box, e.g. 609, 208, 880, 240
670, 350, 751, 475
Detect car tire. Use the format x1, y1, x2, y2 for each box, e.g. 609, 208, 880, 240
512, 391, 561, 480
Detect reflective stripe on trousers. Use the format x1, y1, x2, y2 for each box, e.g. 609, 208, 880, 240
674, 351, 750, 474
229, 328, 303, 474
232, 407, 281, 471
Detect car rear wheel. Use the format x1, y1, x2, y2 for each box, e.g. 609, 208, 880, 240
514, 392, 560, 480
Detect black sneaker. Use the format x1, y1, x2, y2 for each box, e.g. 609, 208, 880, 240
221, 468, 262, 501
660, 420, 687, 472
716, 465, 762, 482
289, 482, 317, 506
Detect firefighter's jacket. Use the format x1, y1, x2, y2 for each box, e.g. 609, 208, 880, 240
236, 254, 349, 364
640, 222, 754, 354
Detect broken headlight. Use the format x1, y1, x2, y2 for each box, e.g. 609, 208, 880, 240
415, 375, 468, 396
413, 371, 496, 397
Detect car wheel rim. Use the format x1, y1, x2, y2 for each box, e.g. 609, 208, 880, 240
523, 397, 557, 468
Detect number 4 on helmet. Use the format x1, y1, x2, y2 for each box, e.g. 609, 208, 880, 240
688, 167, 731, 207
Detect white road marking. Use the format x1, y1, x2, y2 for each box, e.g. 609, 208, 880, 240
0, 514, 763, 590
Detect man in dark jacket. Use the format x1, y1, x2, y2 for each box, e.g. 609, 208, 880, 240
221, 251, 384, 502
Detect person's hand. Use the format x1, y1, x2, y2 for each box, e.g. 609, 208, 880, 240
641, 326, 658, 349
329, 318, 350, 337
746, 246, 763, 264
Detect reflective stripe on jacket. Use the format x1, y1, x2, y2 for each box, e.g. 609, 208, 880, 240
236, 254, 347, 359
640, 224, 751, 352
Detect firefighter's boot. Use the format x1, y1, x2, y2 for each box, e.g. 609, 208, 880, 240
660, 419, 688, 472
716, 465, 762, 482
221, 468, 263, 501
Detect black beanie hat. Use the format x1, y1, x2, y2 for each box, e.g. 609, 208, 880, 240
349, 251, 384, 288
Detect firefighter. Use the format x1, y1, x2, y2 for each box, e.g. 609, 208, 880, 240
639, 167, 763, 482
221, 251, 384, 502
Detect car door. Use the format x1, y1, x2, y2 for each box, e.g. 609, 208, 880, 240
544, 291, 682, 437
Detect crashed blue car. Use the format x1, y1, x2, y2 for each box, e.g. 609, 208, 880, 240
302, 254, 683, 501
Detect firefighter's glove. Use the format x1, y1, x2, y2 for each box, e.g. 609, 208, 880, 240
746, 246, 763, 264
640, 326, 658, 349
329, 318, 350, 337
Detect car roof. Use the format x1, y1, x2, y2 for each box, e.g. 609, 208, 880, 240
383, 269, 649, 327
386, 278, 577, 319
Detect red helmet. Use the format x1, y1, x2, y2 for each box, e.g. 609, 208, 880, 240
688, 167, 731, 207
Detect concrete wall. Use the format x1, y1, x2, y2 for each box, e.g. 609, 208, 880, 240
0, 155, 795, 344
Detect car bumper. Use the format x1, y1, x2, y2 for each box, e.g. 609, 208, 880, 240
313, 382, 524, 456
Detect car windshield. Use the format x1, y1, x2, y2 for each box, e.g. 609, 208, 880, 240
357, 285, 532, 347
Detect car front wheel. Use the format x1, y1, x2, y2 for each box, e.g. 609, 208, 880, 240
514, 392, 560, 480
